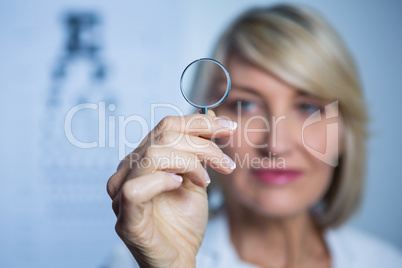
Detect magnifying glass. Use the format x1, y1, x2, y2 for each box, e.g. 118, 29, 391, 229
180, 58, 231, 114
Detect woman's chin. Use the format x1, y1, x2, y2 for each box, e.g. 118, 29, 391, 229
234, 192, 309, 220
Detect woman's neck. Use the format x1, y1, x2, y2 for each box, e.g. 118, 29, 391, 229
226, 203, 330, 268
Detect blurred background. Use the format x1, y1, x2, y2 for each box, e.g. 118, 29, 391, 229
0, 0, 401, 267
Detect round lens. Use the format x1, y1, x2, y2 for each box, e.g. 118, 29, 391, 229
180, 58, 231, 113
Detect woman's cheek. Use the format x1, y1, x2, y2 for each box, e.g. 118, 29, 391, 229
300, 118, 342, 166
302, 122, 328, 154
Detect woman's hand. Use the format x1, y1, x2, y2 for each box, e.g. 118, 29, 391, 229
106, 111, 237, 267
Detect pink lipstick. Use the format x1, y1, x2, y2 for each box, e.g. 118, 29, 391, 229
252, 169, 303, 185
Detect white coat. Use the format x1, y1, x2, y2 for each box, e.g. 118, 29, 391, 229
105, 212, 402, 268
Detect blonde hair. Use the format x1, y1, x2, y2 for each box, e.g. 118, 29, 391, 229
210, 4, 368, 228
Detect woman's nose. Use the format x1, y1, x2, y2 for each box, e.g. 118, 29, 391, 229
265, 112, 294, 156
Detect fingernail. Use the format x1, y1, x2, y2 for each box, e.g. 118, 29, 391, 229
217, 119, 237, 130
169, 173, 183, 183
204, 169, 211, 184
223, 154, 236, 170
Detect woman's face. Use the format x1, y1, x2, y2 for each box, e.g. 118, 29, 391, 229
213, 56, 343, 218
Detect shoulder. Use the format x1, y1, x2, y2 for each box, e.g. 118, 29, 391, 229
326, 225, 402, 268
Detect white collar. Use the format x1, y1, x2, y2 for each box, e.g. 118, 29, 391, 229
198, 210, 357, 268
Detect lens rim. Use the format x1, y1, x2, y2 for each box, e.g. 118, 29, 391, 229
180, 58, 231, 111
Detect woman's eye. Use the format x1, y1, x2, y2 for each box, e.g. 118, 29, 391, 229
239, 100, 256, 110
297, 102, 322, 115
228, 100, 258, 113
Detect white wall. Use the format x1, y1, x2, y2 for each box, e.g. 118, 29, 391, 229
0, 0, 401, 267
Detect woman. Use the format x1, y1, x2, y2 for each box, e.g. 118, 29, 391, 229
106, 4, 402, 267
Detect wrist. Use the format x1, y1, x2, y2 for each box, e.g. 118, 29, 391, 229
170, 255, 196, 268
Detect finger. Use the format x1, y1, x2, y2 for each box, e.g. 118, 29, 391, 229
108, 140, 156, 199
108, 111, 231, 199
196, 109, 216, 116
116, 171, 183, 227
139, 114, 237, 148
129, 148, 211, 188
107, 167, 129, 200
152, 131, 236, 173
107, 151, 139, 199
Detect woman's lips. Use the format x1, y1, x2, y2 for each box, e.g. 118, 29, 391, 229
252, 169, 303, 185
